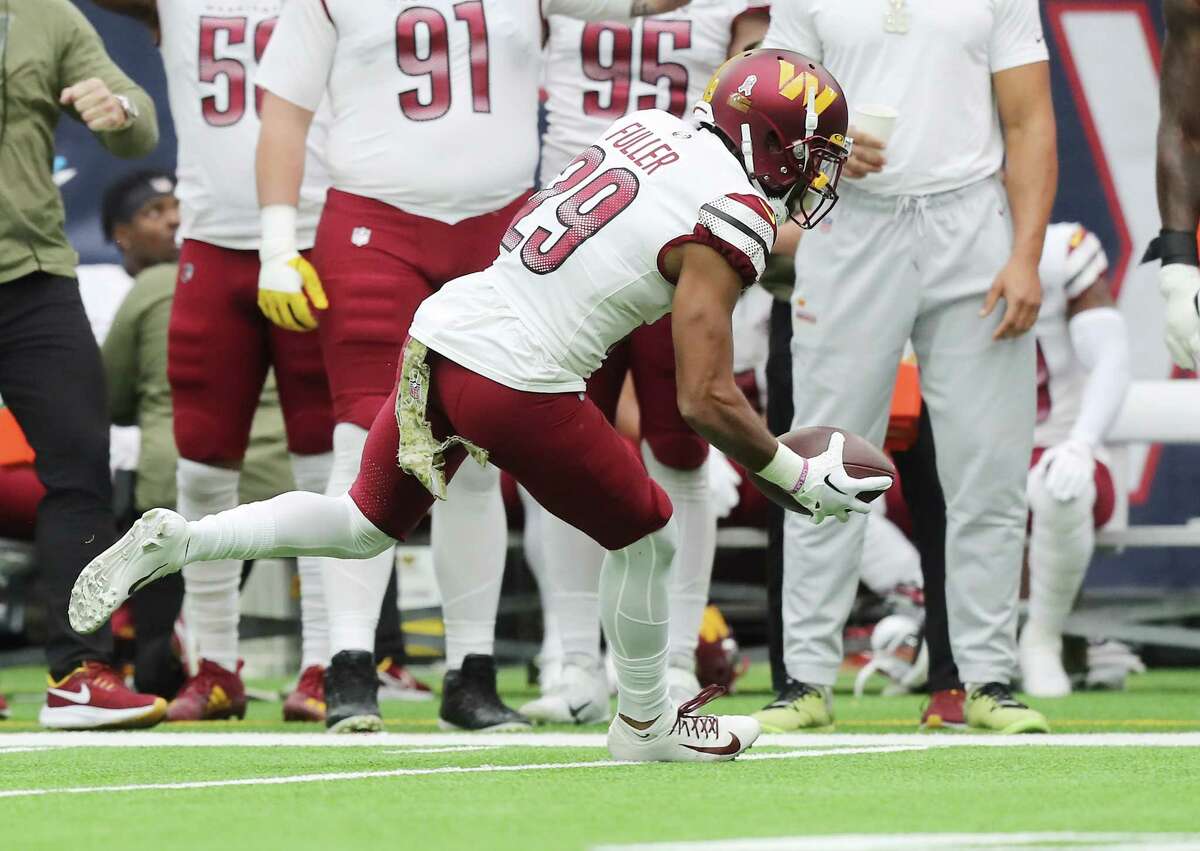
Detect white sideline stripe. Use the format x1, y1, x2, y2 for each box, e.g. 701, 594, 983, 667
381, 746, 504, 755
0, 746, 915, 799
0, 732, 1197, 749
0, 747, 51, 755
592, 833, 1200, 851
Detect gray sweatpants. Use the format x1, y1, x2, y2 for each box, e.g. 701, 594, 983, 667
784, 176, 1034, 687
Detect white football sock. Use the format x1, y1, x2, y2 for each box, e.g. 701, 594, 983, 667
432, 460, 505, 669
291, 451, 333, 670
541, 506, 604, 663
177, 459, 241, 672
859, 505, 923, 595
600, 518, 676, 724
320, 423, 396, 655
518, 488, 562, 667
1026, 474, 1096, 641
643, 445, 714, 671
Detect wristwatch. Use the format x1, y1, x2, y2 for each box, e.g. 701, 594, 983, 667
114, 94, 139, 129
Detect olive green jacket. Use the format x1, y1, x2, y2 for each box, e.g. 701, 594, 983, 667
0, 0, 158, 285
102, 264, 295, 510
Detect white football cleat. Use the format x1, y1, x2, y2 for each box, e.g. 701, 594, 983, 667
69, 508, 190, 635
520, 657, 611, 725
1018, 625, 1071, 698
667, 663, 702, 705
607, 685, 759, 763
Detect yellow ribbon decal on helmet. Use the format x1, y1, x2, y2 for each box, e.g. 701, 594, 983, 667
777, 60, 839, 114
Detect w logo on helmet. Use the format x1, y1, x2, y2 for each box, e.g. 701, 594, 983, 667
777, 60, 839, 115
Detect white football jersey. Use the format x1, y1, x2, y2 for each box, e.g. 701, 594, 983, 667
540, 0, 767, 183
411, 109, 777, 392
258, 0, 649, 225
1034, 222, 1110, 448
157, 0, 330, 250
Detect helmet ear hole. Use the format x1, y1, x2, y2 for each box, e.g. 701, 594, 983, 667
764, 131, 783, 153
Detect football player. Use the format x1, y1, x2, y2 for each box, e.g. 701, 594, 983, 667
1152, 0, 1200, 370
1020, 224, 1130, 697
251, 0, 694, 733
522, 0, 770, 726
93, 0, 338, 722
72, 49, 891, 762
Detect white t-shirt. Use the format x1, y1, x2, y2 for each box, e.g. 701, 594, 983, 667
1034, 223, 1110, 449
157, 0, 330, 250
411, 109, 777, 392
257, 0, 646, 225
763, 0, 1048, 197
540, 0, 767, 183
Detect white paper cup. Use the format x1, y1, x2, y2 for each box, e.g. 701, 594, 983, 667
850, 104, 899, 144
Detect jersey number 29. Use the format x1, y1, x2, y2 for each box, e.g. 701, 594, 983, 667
501, 147, 639, 275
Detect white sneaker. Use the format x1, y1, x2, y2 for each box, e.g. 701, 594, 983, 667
667, 663, 701, 705
69, 509, 189, 635
1018, 625, 1071, 698
607, 685, 759, 763
520, 658, 610, 724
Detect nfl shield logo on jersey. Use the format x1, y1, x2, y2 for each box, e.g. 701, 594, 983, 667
351, 226, 372, 247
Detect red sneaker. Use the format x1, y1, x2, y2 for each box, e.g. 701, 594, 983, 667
377, 657, 433, 701
167, 659, 246, 722
283, 665, 326, 722
920, 688, 966, 730
39, 662, 166, 730
0, 692, 10, 720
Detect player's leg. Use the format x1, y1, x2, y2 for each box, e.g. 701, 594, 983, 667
520, 348, 627, 722
765, 188, 918, 732
516, 484, 565, 693
437, 357, 757, 762
310, 191, 431, 730
629, 317, 714, 703
911, 178, 1047, 733
1020, 455, 1115, 697
167, 242, 268, 720
269, 311, 336, 720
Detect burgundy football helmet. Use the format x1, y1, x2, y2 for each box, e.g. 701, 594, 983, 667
694, 48, 851, 228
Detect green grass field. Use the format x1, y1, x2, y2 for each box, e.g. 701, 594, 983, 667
3, 665, 1199, 850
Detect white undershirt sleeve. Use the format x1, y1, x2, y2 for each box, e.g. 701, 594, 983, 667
991, 0, 1050, 73
256, 0, 336, 113
760, 0, 823, 60
1067, 306, 1132, 448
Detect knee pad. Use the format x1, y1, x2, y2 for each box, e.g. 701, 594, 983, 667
643, 432, 709, 472
641, 514, 679, 565
1027, 467, 1095, 533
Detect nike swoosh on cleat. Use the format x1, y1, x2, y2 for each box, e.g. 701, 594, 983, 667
681, 733, 742, 756
619, 712, 660, 739
568, 702, 591, 720
47, 684, 91, 704
129, 563, 171, 595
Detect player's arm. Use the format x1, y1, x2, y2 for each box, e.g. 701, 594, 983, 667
1065, 278, 1131, 448
253, 0, 335, 332
729, 7, 771, 56
1153, 0, 1200, 369
90, 0, 159, 35
983, 60, 1056, 340
669, 244, 889, 522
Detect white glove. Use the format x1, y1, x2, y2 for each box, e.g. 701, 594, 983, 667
1033, 439, 1095, 502
1160, 264, 1200, 371
706, 448, 742, 520
758, 432, 894, 525
258, 205, 328, 332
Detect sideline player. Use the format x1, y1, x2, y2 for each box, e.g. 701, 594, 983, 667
72, 49, 891, 762
1020, 224, 1131, 696
93, 0, 336, 722
253, 0, 693, 732
1151, 0, 1200, 369
522, 0, 771, 724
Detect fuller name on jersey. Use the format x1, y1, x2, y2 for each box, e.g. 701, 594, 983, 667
410, 109, 777, 392
1034, 222, 1110, 449
540, 0, 769, 183
157, 0, 330, 250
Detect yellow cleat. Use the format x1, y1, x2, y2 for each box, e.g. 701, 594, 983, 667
751, 680, 833, 732
965, 682, 1050, 734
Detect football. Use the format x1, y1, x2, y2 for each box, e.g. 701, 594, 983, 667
749, 426, 896, 515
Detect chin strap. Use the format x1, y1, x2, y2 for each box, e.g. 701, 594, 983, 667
740, 122, 755, 176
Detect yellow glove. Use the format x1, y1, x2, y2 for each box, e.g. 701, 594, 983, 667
257, 204, 328, 332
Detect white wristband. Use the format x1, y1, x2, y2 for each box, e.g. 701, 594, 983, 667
259, 204, 298, 262
757, 443, 809, 495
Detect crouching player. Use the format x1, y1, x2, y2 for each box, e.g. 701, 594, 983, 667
69, 50, 891, 761
1019, 224, 1131, 697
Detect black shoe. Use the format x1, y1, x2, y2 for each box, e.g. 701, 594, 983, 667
439, 654, 531, 732
324, 649, 383, 733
